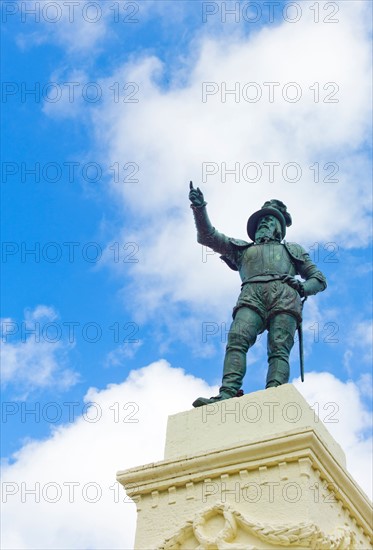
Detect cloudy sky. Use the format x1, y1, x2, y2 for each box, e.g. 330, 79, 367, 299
1, 1, 372, 548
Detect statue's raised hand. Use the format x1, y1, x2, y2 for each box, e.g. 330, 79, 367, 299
189, 181, 206, 208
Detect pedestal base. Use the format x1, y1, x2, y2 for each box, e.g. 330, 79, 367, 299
117, 384, 372, 549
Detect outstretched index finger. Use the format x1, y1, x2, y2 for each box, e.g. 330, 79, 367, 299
189, 181, 194, 190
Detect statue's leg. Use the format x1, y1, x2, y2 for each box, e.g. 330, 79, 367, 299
266, 313, 297, 388
220, 307, 265, 396
192, 307, 264, 407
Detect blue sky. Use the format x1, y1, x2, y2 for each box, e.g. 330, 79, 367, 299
1, 1, 372, 548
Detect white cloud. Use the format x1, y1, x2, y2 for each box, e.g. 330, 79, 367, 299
0, 306, 79, 397
41, 68, 92, 119
87, 0, 372, 325
1, 363, 371, 549
350, 320, 373, 350
0, 360, 217, 550
15, 0, 111, 54
342, 319, 373, 375
104, 340, 143, 367
13, 0, 188, 56
357, 372, 373, 401
293, 371, 372, 499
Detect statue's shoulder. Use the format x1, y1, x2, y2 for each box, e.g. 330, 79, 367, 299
229, 238, 252, 248
220, 239, 252, 271
283, 241, 308, 260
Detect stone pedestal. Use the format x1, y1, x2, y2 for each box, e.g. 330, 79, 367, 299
117, 384, 372, 549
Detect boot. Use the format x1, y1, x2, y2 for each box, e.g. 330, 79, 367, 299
192, 309, 261, 408
266, 381, 280, 388
192, 389, 244, 408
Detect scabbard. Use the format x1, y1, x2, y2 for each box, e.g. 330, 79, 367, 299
298, 322, 304, 382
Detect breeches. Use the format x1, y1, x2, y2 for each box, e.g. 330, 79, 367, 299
221, 288, 299, 393
233, 280, 303, 326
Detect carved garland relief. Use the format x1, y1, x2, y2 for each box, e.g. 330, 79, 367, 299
159, 502, 355, 550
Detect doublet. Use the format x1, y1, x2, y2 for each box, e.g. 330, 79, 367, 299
191, 204, 327, 323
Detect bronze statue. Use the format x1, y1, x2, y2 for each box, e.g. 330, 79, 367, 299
189, 182, 327, 407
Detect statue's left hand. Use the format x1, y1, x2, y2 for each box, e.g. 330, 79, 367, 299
281, 275, 305, 297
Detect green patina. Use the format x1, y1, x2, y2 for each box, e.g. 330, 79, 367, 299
189, 182, 327, 408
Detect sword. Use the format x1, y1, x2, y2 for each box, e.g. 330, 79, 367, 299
277, 275, 308, 382
298, 322, 304, 382
299, 296, 307, 382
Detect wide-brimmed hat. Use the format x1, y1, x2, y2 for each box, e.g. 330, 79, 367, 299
247, 199, 292, 241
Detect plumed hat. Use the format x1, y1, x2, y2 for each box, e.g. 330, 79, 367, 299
247, 199, 292, 241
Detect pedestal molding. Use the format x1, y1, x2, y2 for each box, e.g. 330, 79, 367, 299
118, 428, 371, 536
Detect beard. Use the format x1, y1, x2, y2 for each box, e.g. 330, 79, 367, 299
255, 226, 276, 243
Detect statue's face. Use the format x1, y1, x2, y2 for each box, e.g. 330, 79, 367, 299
255, 215, 281, 242
257, 215, 277, 232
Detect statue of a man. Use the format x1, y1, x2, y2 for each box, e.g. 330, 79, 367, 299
189, 182, 327, 407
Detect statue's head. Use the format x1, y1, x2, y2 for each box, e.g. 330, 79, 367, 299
247, 199, 292, 242
255, 214, 283, 243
